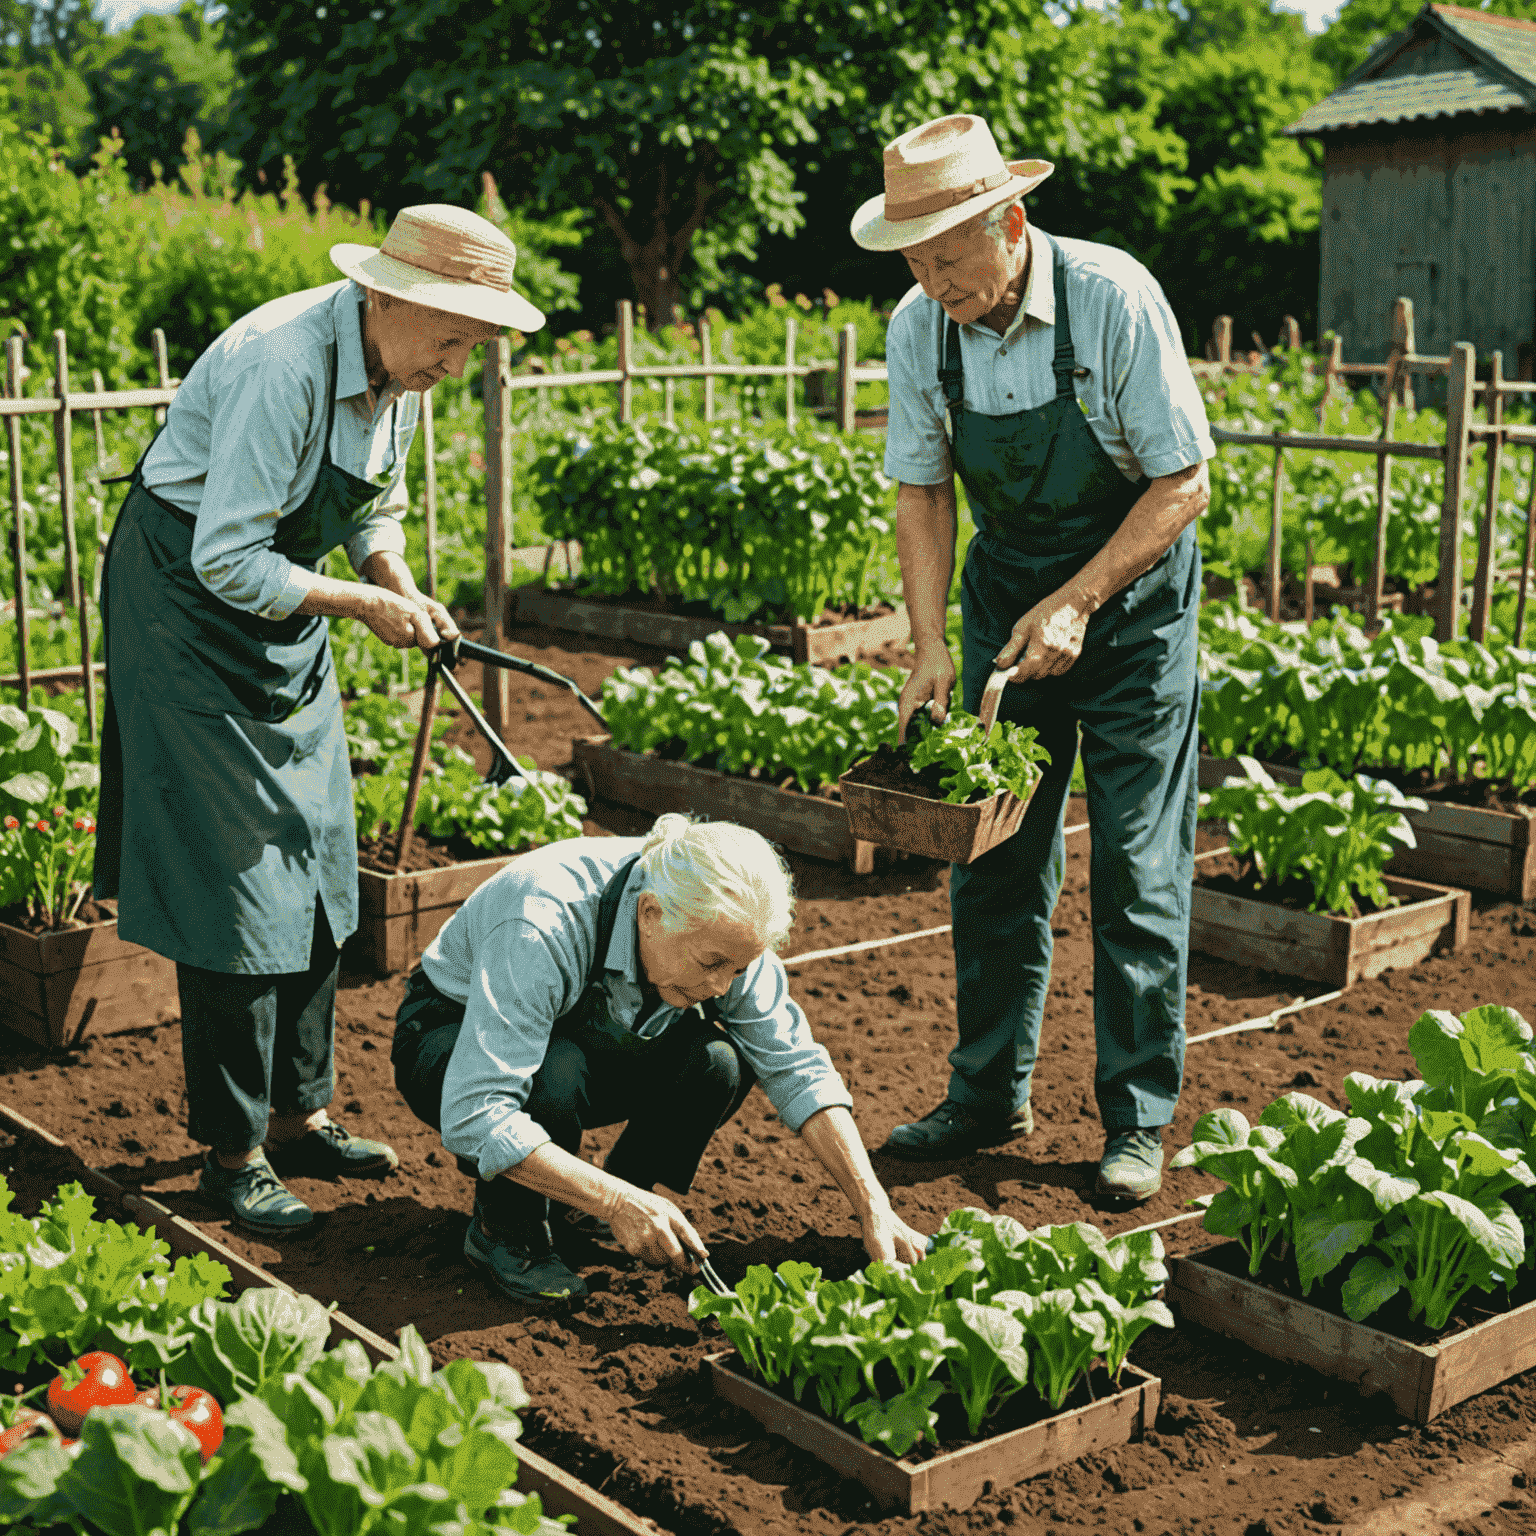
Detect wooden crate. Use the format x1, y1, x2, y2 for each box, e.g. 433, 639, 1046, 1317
573, 736, 871, 869
0, 1097, 663, 1536
1189, 873, 1469, 988
1172, 1247, 1536, 1424
707, 1351, 1160, 1513
514, 587, 910, 665
0, 914, 176, 1049
352, 855, 517, 977
1199, 754, 1535, 902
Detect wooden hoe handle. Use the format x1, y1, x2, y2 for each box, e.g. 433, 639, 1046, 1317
977, 667, 1012, 733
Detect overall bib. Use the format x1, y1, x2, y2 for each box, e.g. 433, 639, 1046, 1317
95, 343, 393, 975
946, 235, 1200, 1131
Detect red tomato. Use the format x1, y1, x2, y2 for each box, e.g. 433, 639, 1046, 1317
46, 1352, 137, 1437
0, 1408, 59, 1457
133, 1385, 223, 1463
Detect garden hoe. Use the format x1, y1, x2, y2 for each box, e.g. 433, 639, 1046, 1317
392, 636, 607, 867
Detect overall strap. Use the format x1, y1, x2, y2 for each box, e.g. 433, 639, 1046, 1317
591, 853, 644, 983
321, 341, 341, 464
937, 303, 964, 419
1048, 233, 1076, 400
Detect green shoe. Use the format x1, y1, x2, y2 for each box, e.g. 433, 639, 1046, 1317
465, 1201, 588, 1303
883, 1098, 1033, 1161
1096, 1129, 1164, 1202
198, 1151, 314, 1233
267, 1120, 399, 1178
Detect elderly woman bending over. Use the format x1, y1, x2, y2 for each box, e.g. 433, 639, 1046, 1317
392, 815, 927, 1301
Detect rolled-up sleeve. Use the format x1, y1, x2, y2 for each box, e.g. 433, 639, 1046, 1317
1107, 278, 1214, 480
883, 307, 953, 488
439, 918, 583, 1178
188, 360, 327, 619
721, 956, 852, 1131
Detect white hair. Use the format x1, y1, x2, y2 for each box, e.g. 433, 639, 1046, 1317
979, 196, 1023, 236
638, 814, 796, 951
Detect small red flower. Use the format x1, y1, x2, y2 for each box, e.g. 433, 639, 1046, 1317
3, 816, 17, 830
53, 807, 66, 819
35, 820, 49, 833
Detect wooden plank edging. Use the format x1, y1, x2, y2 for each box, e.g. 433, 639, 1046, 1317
0, 1097, 664, 1536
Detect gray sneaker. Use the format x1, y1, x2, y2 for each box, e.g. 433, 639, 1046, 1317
198, 1151, 314, 1233
1096, 1129, 1164, 1202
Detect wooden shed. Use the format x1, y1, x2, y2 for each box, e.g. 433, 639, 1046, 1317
1287, 3, 1536, 372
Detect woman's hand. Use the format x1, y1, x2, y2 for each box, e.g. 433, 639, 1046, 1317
605, 1185, 710, 1274
897, 643, 957, 742
860, 1204, 931, 1266
994, 588, 1090, 682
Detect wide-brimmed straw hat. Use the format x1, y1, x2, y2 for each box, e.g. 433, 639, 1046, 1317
330, 205, 545, 332
851, 115, 1054, 252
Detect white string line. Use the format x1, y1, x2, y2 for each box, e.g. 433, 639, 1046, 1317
1185, 988, 1345, 1045
1120, 1208, 1208, 1238
779, 841, 1232, 970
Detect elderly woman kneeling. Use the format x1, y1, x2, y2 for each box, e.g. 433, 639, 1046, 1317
392, 815, 927, 1302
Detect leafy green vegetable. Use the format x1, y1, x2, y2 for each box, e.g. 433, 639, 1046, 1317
906, 710, 1051, 805
176, 1289, 333, 1404
690, 1210, 1171, 1454
0, 1178, 230, 1376
1199, 756, 1425, 915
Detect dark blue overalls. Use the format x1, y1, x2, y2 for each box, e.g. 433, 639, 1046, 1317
945, 234, 1201, 1132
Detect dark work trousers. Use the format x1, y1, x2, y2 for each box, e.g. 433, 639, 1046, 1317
391, 968, 756, 1236
177, 900, 339, 1154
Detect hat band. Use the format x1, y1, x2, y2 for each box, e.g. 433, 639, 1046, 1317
883, 169, 1012, 223
378, 230, 516, 293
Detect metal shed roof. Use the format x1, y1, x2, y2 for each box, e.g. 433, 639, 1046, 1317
1286, 4, 1536, 136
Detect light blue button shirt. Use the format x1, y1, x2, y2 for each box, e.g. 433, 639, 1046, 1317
421, 836, 854, 1180
142, 280, 416, 621
884, 224, 1214, 489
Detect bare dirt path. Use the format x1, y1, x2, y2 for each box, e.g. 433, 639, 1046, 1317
5, 623, 1536, 1536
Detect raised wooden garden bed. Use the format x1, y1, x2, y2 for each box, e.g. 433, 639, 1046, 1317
1199, 754, 1536, 901
1189, 872, 1469, 988
706, 1350, 1160, 1513
573, 735, 874, 871
514, 587, 910, 665
0, 911, 176, 1049
1171, 1245, 1536, 1425
352, 854, 517, 977
0, 1095, 661, 1536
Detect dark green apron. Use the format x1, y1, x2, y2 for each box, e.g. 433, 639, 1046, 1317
94, 344, 395, 974
944, 232, 1201, 1132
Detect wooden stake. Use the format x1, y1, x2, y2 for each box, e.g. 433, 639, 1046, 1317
1304, 537, 1316, 626
152, 329, 170, 425
616, 300, 634, 425
784, 316, 797, 432
393, 660, 440, 868
482, 336, 513, 740
663, 375, 675, 427
53, 334, 96, 742
1281, 316, 1301, 351
1321, 337, 1343, 424
701, 319, 714, 423
1393, 297, 1416, 412
837, 323, 857, 434
1470, 351, 1504, 643
1369, 357, 1398, 630
1212, 316, 1233, 365
1267, 434, 1285, 623
5, 338, 28, 709
421, 386, 438, 600
88, 368, 107, 608
1437, 343, 1477, 642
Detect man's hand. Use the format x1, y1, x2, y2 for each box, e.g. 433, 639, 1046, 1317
355, 586, 445, 650
860, 1205, 930, 1266
897, 643, 957, 742
605, 1185, 710, 1274
994, 588, 1090, 682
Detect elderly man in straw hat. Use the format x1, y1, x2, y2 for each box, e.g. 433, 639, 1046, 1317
94, 206, 538, 1234
852, 116, 1212, 1201
391, 814, 931, 1302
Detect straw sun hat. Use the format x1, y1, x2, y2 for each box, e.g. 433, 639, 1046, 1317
330, 204, 545, 332
850, 115, 1054, 253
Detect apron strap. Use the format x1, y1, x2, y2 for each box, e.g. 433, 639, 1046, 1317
938, 305, 964, 417
1048, 233, 1076, 400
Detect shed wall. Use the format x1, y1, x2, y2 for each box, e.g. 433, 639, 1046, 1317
1320, 119, 1536, 370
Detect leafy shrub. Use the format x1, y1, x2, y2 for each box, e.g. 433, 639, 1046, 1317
1200, 757, 1423, 916
906, 710, 1050, 804
691, 1208, 1171, 1456
602, 632, 901, 793
527, 421, 896, 624
1173, 1005, 1536, 1332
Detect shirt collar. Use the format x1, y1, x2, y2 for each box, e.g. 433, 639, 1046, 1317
333, 282, 372, 403
602, 861, 650, 984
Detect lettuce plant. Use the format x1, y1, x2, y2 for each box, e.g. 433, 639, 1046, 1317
1200, 757, 1425, 915
906, 711, 1051, 805
690, 1210, 1172, 1455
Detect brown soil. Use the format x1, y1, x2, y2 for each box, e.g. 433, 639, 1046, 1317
356, 832, 474, 874
841, 743, 964, 803
6, 624, 1536, 1536
0, 898, 118, 935
1194, 853, 1396, 920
